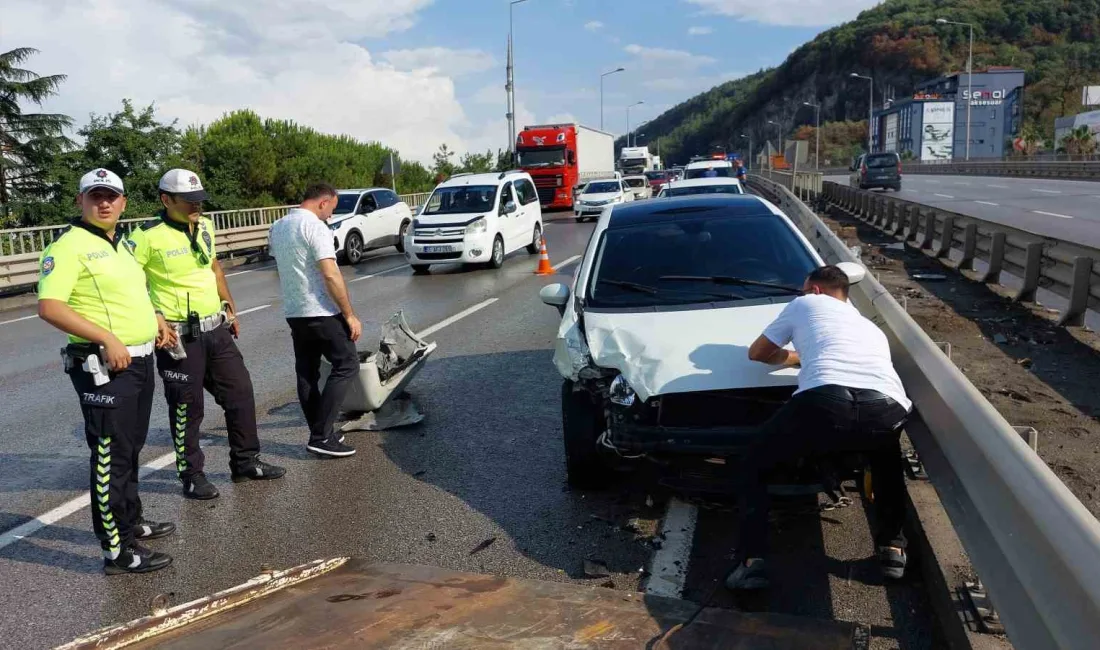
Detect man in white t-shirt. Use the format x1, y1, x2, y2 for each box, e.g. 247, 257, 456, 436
727, 265, 912, 591
269, 183, 362, 458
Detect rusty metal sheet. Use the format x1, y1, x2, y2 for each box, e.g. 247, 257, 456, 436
68, 560, 869, 649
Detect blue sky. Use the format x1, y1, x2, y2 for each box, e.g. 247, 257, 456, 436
3, 0, 882, 163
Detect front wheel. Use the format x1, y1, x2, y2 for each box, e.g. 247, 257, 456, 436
562, 381, 610, 490
526, 224, 543, 254
344, 232, 364, 265
395, 221, 410, 253
488, 235, 505, 269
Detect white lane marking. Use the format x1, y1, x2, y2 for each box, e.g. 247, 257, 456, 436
933, 194, 955, 199
224, 269, 254, 278
0, 453, 177, 550
901, 189, 917, 193
350, 264, 410, 283
1032, 210, 1074, 220
990, 184, 1009, 189
975, 201, 999, 206
552, 255, 582, 271
235, 304, 271, 316
0, 298, 500, 550
416, 298, 499, 339
1032, 189, 1061, 194
0, 314, 38, 326
953, 182, 971, 186
645, 498, 698, 598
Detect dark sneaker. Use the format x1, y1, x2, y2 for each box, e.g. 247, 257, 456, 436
232, 459, 287, 483
182, 473, 220, 500
725, 558, 769, 591
879, 546, 907, 580
134, 519, 176, 541
307, 438, 356, 458
104, 543, 173, 575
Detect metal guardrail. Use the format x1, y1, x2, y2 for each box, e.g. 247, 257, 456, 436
0, 193, 430, 291
821, 182, 1100, 327
759, 169, 823, 202
750, 174, 1100, 650
901, 160, 1100, 180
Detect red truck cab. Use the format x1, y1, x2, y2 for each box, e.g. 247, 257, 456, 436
517, 123, 614, 210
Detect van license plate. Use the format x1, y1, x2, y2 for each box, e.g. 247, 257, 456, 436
424, 245, 454, 253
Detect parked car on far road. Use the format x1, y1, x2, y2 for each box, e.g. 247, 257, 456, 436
849, 152, 902, 191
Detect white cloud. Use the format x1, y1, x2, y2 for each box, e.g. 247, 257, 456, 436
624, 44, 716, 70
688, 26, 714, 35
683, 0, 883, 27
382, 47, 496, 78
584, 20, 604, 32
0, 0, 514, 165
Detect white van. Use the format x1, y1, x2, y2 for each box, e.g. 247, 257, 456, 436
404, 171, 544, 273
684, 159, 735, 179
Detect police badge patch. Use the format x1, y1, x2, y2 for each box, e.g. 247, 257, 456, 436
123, 239, 137, 254
42, 256, 55, 276
201, 229, 212, 252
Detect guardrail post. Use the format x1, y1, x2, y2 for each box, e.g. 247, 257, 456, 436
1058, 257, 1095, 326
936, 216, 955, 258
883, 202, 896, 231
982, 231, 1006, 284
959, 223, 978, 270
905, 206, 920, 242
921, 212, 937, 250
1015, 242, 1044, 303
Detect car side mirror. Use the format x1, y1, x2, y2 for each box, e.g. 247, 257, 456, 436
540, 283, 571, 309
836, 261, 867, 284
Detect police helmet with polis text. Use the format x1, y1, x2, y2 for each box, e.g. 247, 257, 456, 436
158, 169, 209, 202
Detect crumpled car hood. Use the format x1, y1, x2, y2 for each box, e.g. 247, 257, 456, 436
581, 304, 799, 401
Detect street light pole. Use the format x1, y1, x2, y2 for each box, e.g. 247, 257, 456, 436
507, 0, 530, 162
767, 120, 780, 170
850, 73, 874, 153
741, 133, 751, 172
600, 67, 625, 132
804, 101, 821, 170
626, 101, 643, 147
936, 18, 974, 160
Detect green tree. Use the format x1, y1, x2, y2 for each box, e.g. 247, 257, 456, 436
458, 149, 495, 174
432, 143, 456, 178
0, 47, 72, 221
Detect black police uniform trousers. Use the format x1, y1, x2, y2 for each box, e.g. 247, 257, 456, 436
155, 323, 260, 479
736, 384, 910, 559
286, 315, 359, 445
69, 352, 155, 556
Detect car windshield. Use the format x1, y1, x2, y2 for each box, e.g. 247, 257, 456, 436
865, 154, 898, 168
625, 178, 646, 188
584, 182, 621, 194
685, 166, 733, 179
516, 148, 565, 167
586, 212, 817, 308
422, 185, 497, 215
665, 184, 743, 196
333, 194, 360, 215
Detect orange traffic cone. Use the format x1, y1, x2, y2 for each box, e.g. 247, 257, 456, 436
535, 236, 554, 275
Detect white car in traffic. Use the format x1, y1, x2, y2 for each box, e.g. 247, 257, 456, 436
574, 178, 634, 222
657, 177, 744, 197
404, 171, 544, 273
622, 175, 652, 201
684, 159, 735, 179
539, 194, 866, 488
329, 188, 414, 264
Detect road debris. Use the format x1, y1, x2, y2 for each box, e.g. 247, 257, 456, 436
583, 559, 611, 578
469, 537, 496, 556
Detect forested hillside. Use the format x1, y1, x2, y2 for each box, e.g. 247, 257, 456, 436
626, 0, 1100, 165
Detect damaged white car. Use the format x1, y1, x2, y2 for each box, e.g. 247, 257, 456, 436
539, 195, 865, 488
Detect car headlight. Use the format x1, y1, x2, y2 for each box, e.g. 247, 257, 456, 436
609, 375, 636, 407
466, 217, 487, 235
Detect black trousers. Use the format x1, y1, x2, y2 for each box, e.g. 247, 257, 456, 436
69, 353, 155, 557
737, 385, 910, 558
287, 316, 359, 444
155, 324, 260, 479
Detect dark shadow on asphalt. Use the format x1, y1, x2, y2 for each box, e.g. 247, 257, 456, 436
0, 517, 106, 575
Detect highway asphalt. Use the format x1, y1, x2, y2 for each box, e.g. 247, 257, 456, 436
0, 215, 934, 648
824, 173, 1100, 248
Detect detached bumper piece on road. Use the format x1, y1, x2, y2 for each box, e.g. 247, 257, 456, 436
63, 559, 872, 649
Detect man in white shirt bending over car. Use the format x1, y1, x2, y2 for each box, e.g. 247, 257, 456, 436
269, 183, 362, 459
729, 265, 912, 591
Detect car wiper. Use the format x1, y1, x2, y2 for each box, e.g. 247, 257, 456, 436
598, 279, 659, 295
658, 275, 803, 294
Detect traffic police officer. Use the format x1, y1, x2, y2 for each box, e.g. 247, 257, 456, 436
37, 168, 175, 574
128, 169, 285, 500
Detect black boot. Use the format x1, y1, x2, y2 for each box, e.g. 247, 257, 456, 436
182, 473, 220, 500
104, 543, 173, 575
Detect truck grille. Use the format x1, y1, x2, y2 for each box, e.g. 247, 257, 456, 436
536, 187, 556, 204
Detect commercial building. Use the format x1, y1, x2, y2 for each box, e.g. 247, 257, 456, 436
871, 68, 1025, 160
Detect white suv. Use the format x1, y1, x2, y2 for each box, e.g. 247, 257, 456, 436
329, 188, 414, 264
404, 171, 544, 273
